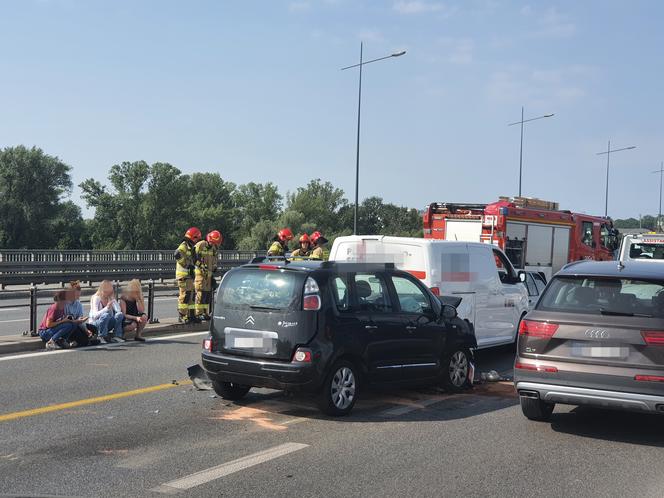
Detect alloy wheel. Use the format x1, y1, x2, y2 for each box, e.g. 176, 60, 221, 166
448, 351, 468, 387
330, 366, 356, 410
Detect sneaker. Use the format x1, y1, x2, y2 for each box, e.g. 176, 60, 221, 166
45, 339, 59, 350
69, 341, 78, 348
55, 338, 70, 349
115, 337, 126, 343
101, 336, 113, 344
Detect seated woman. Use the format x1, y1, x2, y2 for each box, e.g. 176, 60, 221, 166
120, 279, 148, 342
88, 280, 125, 343
39, 290, 78, 350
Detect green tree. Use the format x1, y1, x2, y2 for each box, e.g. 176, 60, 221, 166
233, 182, 282, 242
357, 196, 423, 237
286, 179, 348, 234
185, 173, 238, 248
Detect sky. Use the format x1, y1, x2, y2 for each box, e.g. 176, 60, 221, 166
1, 0, 663, 220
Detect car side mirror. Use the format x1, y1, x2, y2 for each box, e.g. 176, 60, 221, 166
518, 271, 527, 283
442, 305, 457, 320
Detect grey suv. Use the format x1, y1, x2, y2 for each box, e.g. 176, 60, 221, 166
514, 260, 664, 421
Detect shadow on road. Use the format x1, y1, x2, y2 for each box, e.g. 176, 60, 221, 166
550, 407, 664, 447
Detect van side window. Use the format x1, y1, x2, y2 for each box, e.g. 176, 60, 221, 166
492, 249, 515, 284
391, 276, 431, 314
353, 273, 393, 313
331, 276, 350, 312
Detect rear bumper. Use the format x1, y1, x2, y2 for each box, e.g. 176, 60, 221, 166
202, 351, 322, 392
516, 381, 664, 414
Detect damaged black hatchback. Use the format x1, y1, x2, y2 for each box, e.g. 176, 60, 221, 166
201, 259, 476, 416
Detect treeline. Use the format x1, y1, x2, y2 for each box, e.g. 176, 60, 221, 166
0, 146, 422, 250
614, 216, 662, 231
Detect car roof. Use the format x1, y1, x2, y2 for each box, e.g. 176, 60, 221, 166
242, 259, 400, 273
557, 260, 664, 279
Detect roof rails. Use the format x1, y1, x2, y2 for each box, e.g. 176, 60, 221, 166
250, 256, 290, 264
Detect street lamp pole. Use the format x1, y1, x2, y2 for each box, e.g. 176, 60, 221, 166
508, 108, 554, 197
653, 162, 664, 231
596, 141, 636, 217
342, 45, 406, 235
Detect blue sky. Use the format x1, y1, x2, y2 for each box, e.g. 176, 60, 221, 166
1, 0, 662, 219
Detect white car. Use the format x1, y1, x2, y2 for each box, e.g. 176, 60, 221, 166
329, 236, 529, 349
619, 233, 664, 262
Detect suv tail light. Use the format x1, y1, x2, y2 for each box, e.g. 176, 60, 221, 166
642, 330, 664, 345
515, 361, 558, 373
518, 319, 559, 338
292, 347, 312, 363
635, 375, 664, 382
303, 277, 321, 311
203, 336, 213, 352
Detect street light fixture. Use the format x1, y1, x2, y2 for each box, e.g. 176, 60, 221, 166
653, 162, 664, 231
508, 107, 554, 197
596, 141, 636, 217
341, 43, 406, 235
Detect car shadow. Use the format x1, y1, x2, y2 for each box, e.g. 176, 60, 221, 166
550, 406, 664, 447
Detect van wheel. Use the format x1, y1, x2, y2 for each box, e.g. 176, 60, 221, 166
212, 380, 251, 401
441, 347, 472, 392
317, 360, 359, 416
520, 396, 554, 421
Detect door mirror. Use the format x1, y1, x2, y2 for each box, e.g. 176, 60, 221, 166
518, 271, 527, 283
441, 304, 457, 320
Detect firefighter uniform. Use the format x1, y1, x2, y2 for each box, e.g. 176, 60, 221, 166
268, 240, 286, 256
310, 246, 324, 260
194, 239, 218, 319
175, 238, 197, 321
290, 247, 311, 258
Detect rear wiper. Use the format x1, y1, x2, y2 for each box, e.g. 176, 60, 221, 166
599, 308, 652, 318
249, 305, 281, 311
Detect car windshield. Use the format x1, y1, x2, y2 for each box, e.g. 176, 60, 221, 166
218, 269, 302, 310
537, 275, 664, 318
629, 242, 664, 260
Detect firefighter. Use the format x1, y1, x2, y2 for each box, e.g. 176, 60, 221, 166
290, 234, 312, 258
310, 231, 329, 260
175, 227, 201, 323
195, 230, 223, 321
268, 228, 293, 256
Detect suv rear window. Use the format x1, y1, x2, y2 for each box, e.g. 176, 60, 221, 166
537, 276, 664, 317
219, 269, 302, 310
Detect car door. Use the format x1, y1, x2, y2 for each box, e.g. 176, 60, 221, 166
351, 272, 408, 382
387, 273, 443, 380
493, 248, 525, 341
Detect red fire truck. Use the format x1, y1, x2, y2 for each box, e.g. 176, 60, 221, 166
423, 197, 619, 280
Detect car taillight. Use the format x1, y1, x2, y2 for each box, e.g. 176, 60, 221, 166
203, 336, 213, 352
518, 319, 559, 338
515, 361, 558, 373
635, 375, 664, 382
259, 264, 279, 270
430, 287, 440, 296
642, 330, 664, 345
292, 347, 312, 363
303, 277, 321, 311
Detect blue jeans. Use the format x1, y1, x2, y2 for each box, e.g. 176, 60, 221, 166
39, 322, 77, 343
91, 312, 125, 338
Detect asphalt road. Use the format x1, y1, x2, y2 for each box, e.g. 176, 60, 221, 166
0, 293, 180, 337
0, 335, 662, 497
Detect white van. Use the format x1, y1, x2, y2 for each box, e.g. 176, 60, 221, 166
329, 236, 529, 349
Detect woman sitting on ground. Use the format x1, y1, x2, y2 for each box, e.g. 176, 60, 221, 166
120, 279, 148, 342
38, 290, 79, 350
64, 281, 100, 347
88, 280, 125, 343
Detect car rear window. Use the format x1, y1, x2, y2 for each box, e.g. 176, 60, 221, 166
537, 276, 664, 317
218, 269, 303, 310
629, 241, 664, 260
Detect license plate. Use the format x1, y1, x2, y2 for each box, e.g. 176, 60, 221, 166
233, 337, 265, 348
572, 342, 628, 359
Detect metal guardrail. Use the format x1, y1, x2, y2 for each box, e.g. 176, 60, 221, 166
0, 250, 266, 287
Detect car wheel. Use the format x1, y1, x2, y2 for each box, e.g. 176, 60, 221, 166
212, 380, 251, 401
441, 347, 472, 392
317, 360, 359, 416
519, 396, 554, 421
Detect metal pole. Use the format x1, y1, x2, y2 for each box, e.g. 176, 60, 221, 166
604, 140, 610, 217
353, 42, 363, 235
147, 279, 158, 324
518, 106, 524, 197
29, 284, 38, 336
659, 162, 663, 230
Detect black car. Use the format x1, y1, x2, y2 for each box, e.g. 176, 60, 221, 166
201, 259, 477, 415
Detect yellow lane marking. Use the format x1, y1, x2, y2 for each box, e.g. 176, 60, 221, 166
0, 380, 192, 423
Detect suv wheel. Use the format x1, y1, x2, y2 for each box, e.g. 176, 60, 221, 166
519, 396, 554, 421
212, 380, 251, 401
317, 360, 359, 416
441, 347, 472, 392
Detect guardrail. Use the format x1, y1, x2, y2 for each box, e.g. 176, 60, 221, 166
0, 250, 266, 287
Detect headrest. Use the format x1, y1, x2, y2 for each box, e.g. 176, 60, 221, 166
356, 280, 372, 298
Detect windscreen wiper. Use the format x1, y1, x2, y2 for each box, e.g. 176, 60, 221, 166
249, 305, 281, 311
599, 308, 652, 318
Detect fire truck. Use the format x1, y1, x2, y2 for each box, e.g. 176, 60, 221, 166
423, 197, 619, 280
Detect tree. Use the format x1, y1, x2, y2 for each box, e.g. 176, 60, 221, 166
0, 146, 82, 248
185, 173, 238, 248
233, 182, 282, 241
286, 179, 348, 234
357, 196, 423, 237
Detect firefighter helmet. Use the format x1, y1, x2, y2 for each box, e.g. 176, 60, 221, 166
299, 233, 310, 243
311, 231, 327, 245
185, 227, 202, 241
206, 230, 223, 246
278, 228, 294, 241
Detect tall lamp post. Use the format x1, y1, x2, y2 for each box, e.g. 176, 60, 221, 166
341, 43, 406, 235
596, 141, 636, 217
507, 107, 554, 197
654, 162, 664, 231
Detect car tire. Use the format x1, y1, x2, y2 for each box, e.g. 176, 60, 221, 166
317, 360, 359, 416
212, 380, 251, 401
441, 347, 473, 392
519, 396, 554, 421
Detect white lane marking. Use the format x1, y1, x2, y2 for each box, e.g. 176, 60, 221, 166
0, 318, 29, 323
379, 397, 446, 417
0, 308, 22, 312
154, 443, 308, 492
0, 331, 208, 362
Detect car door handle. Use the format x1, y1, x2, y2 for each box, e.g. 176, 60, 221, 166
365, 325, 378, 330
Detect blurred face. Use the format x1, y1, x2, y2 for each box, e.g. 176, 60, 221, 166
301, 241, 310, 250
101, 283, 114, 298
65, 290, 75, 303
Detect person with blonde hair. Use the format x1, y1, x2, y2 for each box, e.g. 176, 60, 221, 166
120, 279, 148, 342
88, 280, 125, 343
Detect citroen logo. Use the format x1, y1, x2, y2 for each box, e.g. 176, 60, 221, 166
585, 328, 609, 339
245, 315, 255, 326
